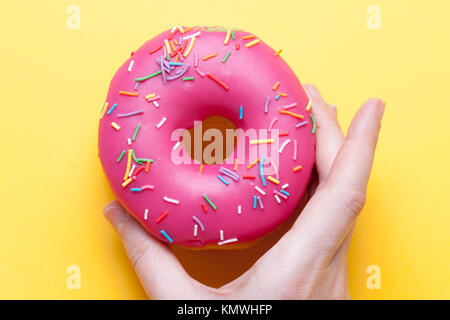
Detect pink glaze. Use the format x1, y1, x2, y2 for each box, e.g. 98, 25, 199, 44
98, 26, 316, 248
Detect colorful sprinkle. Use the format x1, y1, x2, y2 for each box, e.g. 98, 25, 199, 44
293, 139, 298, 160
202, 53, 218, 61
264, 97, 271, 113
259, 157, 267, 187
233, 159, 238, 171
272, 81, 280, 91
242, 175, 256, 179
183, 36, 196, 58
183, 76, 195, 81
123, 150, 132, 180
279, 139, 291, 153
249, 139, 274, 145
218, 238, 238, 245
219, 167, 239, 181
254, 185, 266, 195
192, 216, 205, 231
145, 160, 150, 173
135, 70, 162, 82
117, 110, 144, 118
275, 194, 281, 203
238, 205, 242, 214
199, 164, 204, 173
268, 176, 280, 185
296, 121, 308, 128
130, 187, 141, 192
293, 165, 303, 172
239, 105, 243, 119
310, 114, 316, 134
201, 203, 208, 212
144, 209, 148, 220
253, 195, 257, 208
122, 177, 133, 188
220, 230, 224, 241
306, 99, 312, 112
222, 51, 231, 63
195, 67, 205, 77
280, 109, 304, 119
127, 60, 135, 72
132, 124, 141, 141
247, 158, 259, 170
268, 117, 278, 132
107, 103, 118, 115
119, 90, 139, 97
150, 45, 163, 54
100, 102, 108, 119
224, 30, 231, 45
111, 122, 121, 131
241, 35, 255, 40
193, 224, 198, 237
206, 73, 229, 91
231, 31, 236, 40
163, 196, 179, 204
274, 49, 283, 56
283, 103, 297, 110
217, 175, 230, 185
275, 94, 281, 100
281, 183, 289, 189
156, 117, 167, 128
257, 196, 264, 209
245, 39, 260, 48
116, 150, 126, 163
202, 195, 217, 211
280, 189, 290, 197
141, 185, 154, 191
160, 230, 173, 243
274, 190, 288, 200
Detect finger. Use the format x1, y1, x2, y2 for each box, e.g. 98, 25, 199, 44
276, 98, 384, 263
104, 201, 212, 299
329, 104, 337, 118
303, 84, 345, 181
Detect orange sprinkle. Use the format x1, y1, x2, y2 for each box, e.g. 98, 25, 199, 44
206, 73, 229, 91
280, 109, 304, 119
174, 54, 179, 63
168, 29, 178, 40
279, 132, 290, 137
100, 102, 108, 119
170, 40, 176, 51
201, 203, 208, 212
293, 165, 303, 173
241, 35, 255, 40
199, 164, 204, 173
278, 92, 288, 97
306, 99, 312, 112
156, 211, 168, 223
184, 26, 193, 33
119, 91, 139, 97
245, 39, 260, 48
236, 42, 240, 50
150, 45, 163, 54
274, 49, 282, 56
145, 160, 150, 173
272, 81, 280, 91
233, 159, 238, 171
267, 176, 280, 185
164, 39, 172, 54
242, 175, 256, 179
202, 53, 218, 61
224, 30, 231, 45
247, 158, 259, 170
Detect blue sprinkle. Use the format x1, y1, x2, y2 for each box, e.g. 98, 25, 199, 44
169, 62, 183, 66
160, 230, 173, 243
275, 94, 281, 100
217, 175, 230, 185
131, 188, 142, 192
253, 195, 257, 209
106, 103, 118, 115
259, 157, 267, 187
280, 189, 290, 197
239, 105, 243, 119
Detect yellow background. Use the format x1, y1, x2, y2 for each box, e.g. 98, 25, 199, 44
0, 0, 449, 299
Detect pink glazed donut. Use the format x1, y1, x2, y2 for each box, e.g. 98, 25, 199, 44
98, 26, 316, 248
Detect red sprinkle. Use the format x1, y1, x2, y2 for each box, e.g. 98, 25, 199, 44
156, 211, 168, 223
242, 175, 256, 179
206, 73, 229, 91
279, 132, 290, 137
236, 42, 240, 50
168, 29, 178, 40
133, 166, 145, 177
150, 45, 163, 55
201, 203, 208, 212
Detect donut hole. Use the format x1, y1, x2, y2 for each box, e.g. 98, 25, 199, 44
181, 116, 238, 165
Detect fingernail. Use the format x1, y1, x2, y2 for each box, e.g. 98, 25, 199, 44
306, 84, 321, 98
376, 99, 385, 121
329, 104, 337, 110
103, 202, 127, 227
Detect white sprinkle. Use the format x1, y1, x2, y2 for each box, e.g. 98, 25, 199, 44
238, 205, 242, 215
275, 194, 281, 203
254, 185, 266, 195
170, 26, 177, 33
220, 230, 224, 241
279, 139, 291, 154
128, 164, 136, 177
127, 60, 135, 72
194, 224, 198, 237
218, 238, 238, 246
156, 117, 167, 128
153, 101, 159, 108
173, 141, 181, 150
281, 183, 289, 189
128, 138, 132, 145
182, 31, 201, 40
282, 102, 297, 110
163, 196, 179, 204
144, 209, 148, 220
293, 139, 298, 160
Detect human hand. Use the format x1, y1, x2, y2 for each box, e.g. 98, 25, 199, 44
103, 84, 385, 299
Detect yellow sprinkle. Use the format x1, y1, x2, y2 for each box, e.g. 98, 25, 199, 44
233, 159, 238, 171
178, 26, 185, 33
268, 176, 280, 185
278, 92, 288, 97
272, 82, 280, 91
146, 93, 156, 99
247, 158, 260, 170
274, 49, 282, 56
100, 102, 108, 119
199, 164, 204, 173
123, 150, 132, 180
293, 165, 303, 173
249, 139, 274, 145
164, 39, 172, 54
245, 39, 260, 48
111, 122, 121, 131
122, 177, 133, 188
241, 35, 255, 40
306, 99, 312, 112
224, 30, 231, 45
183, 36, 196, 58
280, 110, 304, 119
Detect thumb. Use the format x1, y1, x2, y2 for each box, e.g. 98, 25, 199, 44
104, 201, 213, 299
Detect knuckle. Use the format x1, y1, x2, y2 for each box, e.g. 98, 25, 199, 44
127, 240, 151, 271
342, 189, 367, 216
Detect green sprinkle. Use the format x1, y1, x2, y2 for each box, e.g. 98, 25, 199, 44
203, 195, 217, 211
137, 158, 154, 163
116, 150, 126, 163
131, 149, 142, 164
132, 124, 141, 141
183, 76, 195, 81
231, 31, 236, 40
135, 70, 162, 82
222, 51, 231, 63
310, 114, 316, 134
166, 54, 170, 61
